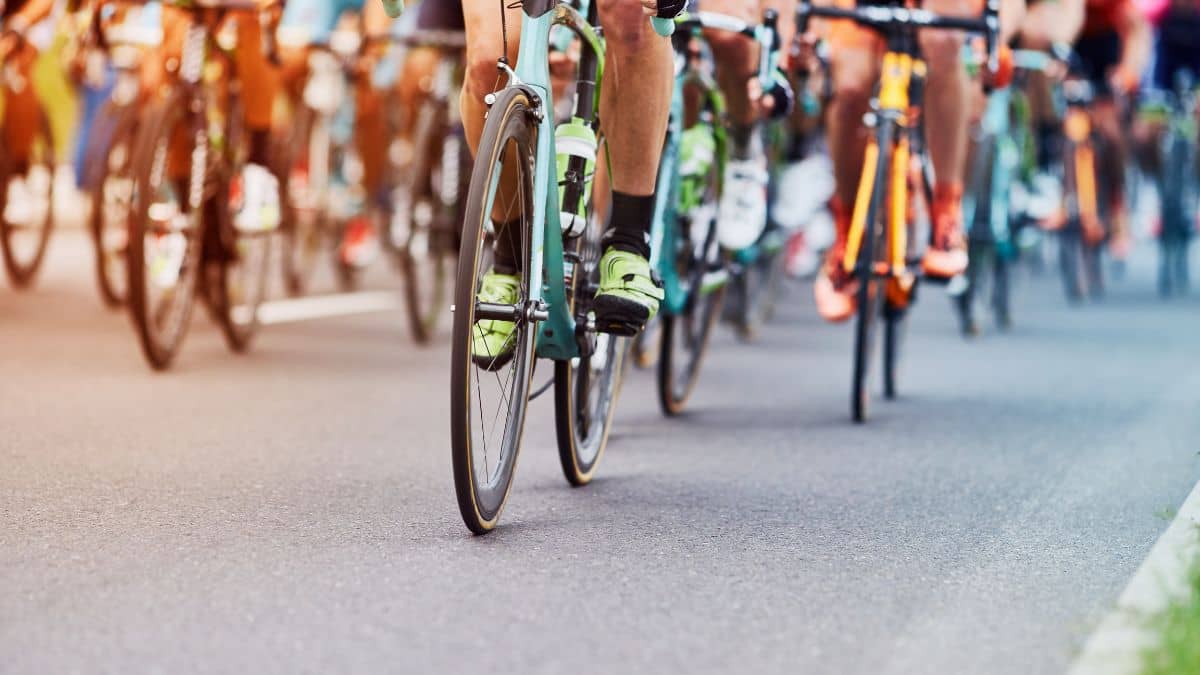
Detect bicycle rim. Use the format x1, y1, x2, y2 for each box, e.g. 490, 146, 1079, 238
449, 89, 537, 534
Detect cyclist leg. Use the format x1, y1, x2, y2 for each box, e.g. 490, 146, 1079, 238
703, 0, 797, 249
813, 15, 880, 322
230, 9, 282, 232
917, 0, 976, 278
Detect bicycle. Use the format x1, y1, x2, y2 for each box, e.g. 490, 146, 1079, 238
1053, 63, 1108, 303
1148, 71, 1198, 298
796, 0, 1000, 422
442, 0, 674, 533
125, 0, 275, 369
277, 25, 375, 295
0, 31, 56, 289
380, 28, 468, 344
956, 48, 1054, 334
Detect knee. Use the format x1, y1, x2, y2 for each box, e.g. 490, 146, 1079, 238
597, 0, 654, 53
919, 30, 965, 69
464, 48, 504, 102
705, 30, 752, 68
831, 56, 874, 108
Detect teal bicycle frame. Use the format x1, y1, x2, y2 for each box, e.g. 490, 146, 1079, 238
964, 50, 1047, 256
651, 10, 780, 315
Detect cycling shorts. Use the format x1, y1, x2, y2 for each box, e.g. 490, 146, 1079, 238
416, 0, 464, 30
1074, 30, 1120, 98
1152, 9, 1200, 91
279, 0, 365, 45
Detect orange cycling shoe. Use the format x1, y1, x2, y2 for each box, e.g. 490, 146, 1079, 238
921, 182, 969, 279
814, 198, 858, 323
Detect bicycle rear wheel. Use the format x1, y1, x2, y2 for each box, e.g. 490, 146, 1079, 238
851, 125, 894, 423
729, 227, 787, 341
0, 109, 55, 288
206, 95, 273, 353
126, 92, 205, 370
555, 178, 626, 486
449, 89, 538, 534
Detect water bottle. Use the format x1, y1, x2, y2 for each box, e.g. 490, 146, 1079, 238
555, 119, 597, 238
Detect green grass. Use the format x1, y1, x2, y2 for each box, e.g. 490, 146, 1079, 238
1139, 528, 1200, 675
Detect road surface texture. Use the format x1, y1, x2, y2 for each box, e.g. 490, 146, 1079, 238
3, 232, 1199, 674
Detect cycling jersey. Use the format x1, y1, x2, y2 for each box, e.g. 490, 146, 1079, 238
416, 0, 463, 30
1082, 0, 1130, 35
279, 0, 365, 45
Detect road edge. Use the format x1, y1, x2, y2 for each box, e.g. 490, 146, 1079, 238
1067, 480, 1200, 675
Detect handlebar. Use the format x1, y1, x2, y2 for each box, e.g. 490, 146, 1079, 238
795, 0, 1001, 74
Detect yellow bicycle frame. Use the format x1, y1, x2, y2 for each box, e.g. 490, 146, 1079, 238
843, 52, 923, 278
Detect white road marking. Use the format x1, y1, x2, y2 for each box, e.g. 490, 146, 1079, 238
1067, 480, 1200, 675
256, 291, 403, 325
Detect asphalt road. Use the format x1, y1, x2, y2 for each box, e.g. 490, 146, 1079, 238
3, 232, 1199, 674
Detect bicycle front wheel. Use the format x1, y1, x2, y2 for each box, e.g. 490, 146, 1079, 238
87, 102, 138, 308
0, 108, 56, 288
658, 124, 726, 416
851, 125, 894, 423
449, 89, 538, 534
126, 92, 205, 370
393, 96, 463, 344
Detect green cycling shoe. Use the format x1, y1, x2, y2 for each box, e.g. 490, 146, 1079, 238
471, 270, 521, 370
593, 248, 663, 336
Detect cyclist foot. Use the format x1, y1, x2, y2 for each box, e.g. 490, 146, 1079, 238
717, 142, 769, 251
922, 186, 968, 279
593, 248, 663, 336
234, 163, 281, 233
471, 270, 521, 371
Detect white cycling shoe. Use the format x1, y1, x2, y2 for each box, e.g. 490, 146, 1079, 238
234, 163, 282, 233
717, 154, 769, 251
773, 155, 835, 232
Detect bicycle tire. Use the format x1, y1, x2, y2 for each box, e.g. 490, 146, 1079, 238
279, 106, 331, 297
449, 88, 538, 534
658, 124, 727, 417
554, 193, 626, 486
206, 91, 273, 353
0, 109, 56, 288
732, 228, 787, 341
87, 102, 138, 308
126, 91, 205, 370
851, 123, 895, 423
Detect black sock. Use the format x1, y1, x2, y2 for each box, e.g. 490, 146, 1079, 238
492, 217, 524, 275
249, 130, 271, 167
729, 124, 755, 159
786, 131, 812, 162
604, 191, 654, 259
